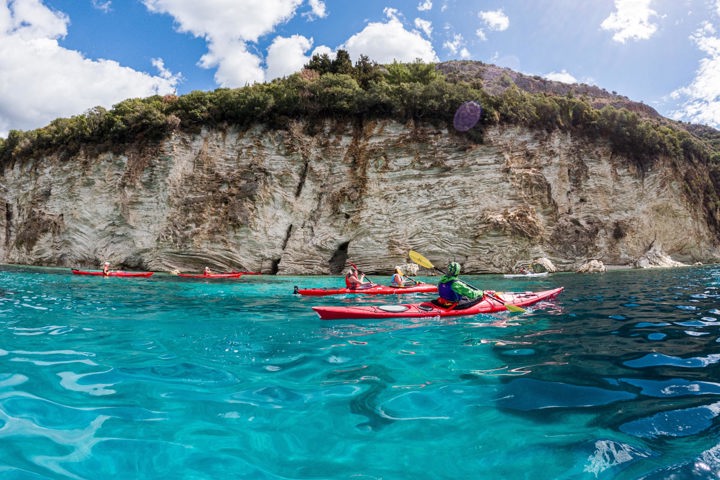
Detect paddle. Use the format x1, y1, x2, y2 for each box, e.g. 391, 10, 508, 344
408, 250, 525, 313
405, 275, 420, 286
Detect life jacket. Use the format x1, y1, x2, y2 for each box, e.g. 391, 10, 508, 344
438, 278, 462, 302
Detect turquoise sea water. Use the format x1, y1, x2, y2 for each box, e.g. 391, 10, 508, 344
2, 265, 720, 479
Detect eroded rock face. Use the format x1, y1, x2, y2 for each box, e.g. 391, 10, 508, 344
577, 260, 607, 273
533, 257, 557, 273
0, 120, 718, 273
634, 242, 687, 268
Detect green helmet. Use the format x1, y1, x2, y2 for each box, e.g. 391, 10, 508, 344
447, 261, 461, 276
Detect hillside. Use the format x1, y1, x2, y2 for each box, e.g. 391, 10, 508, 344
0, 59, 719, 273
438, 61, 663, 118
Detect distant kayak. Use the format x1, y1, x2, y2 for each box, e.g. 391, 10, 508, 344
294, 283, 438, 296
177, 272, 244, 279
71, 269, 153, 278
503, 272, 549, 278
313, 287, 564, 320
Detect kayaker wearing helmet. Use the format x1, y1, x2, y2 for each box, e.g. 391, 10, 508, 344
345, 265, 373, 290
436, 261, 484, 307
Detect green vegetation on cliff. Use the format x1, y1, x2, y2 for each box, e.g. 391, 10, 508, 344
1, 53, 717, 171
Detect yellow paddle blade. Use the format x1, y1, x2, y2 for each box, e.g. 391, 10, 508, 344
505, 303, 525, 313
409, 250, 434, 269
489, 292, 525, 313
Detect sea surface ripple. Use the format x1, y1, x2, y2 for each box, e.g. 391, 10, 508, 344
1, 266, 720, 478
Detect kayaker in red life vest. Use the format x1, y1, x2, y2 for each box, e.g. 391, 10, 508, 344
203, 267, 212, 276
102, 262, 111, 276
345, 266, 373, 289
437, 261, 484, 306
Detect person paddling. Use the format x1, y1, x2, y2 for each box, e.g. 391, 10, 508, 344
390, 267, 407, 287
435, 261, 484, 307
391, 267, 418, 287
345, 265, 373, 290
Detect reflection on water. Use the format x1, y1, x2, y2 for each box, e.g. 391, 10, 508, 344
2, 266, 720, 478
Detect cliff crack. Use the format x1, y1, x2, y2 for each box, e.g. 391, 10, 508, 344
282, 224, 293, 250
295, 158, 310, 198
4, 203, 11, 248
271, 223, 295, 275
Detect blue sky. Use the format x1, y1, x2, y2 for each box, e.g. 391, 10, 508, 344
1, 0, 719, 138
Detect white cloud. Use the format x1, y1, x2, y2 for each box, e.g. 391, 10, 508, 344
142, 0, 301, 43
415, 18, 432, 37
601, 0, 658, 43
2, 0, 68, 39
198, 38, 265, 87
91, 0, 112, 13
476, 8, 509, 41
670, 21, 720, 127
266, 35, 313, 80
444, 33, 464, 55
0, 0, 177, 137
311, 45, 333, 58
342, 9, 438, 64
417, 0, 432, 12
383, 7, 402, 23
303, 0, 326, 20
545, 70, 578, 84
142, 0, 304, 86
152, 58, 181, 82
478, 9, 509, 31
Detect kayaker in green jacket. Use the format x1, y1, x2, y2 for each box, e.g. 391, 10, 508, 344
437, 261, 484, 306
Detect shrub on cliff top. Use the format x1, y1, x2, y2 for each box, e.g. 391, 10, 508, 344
0, 56, 715, 173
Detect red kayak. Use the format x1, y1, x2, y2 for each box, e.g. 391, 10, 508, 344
312, 287, 564, 320
294, 283, 438, 296
71, 269, 153, 278
177, 272, 244, 279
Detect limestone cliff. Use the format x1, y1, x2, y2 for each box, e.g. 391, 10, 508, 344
1, 119, 718, 274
